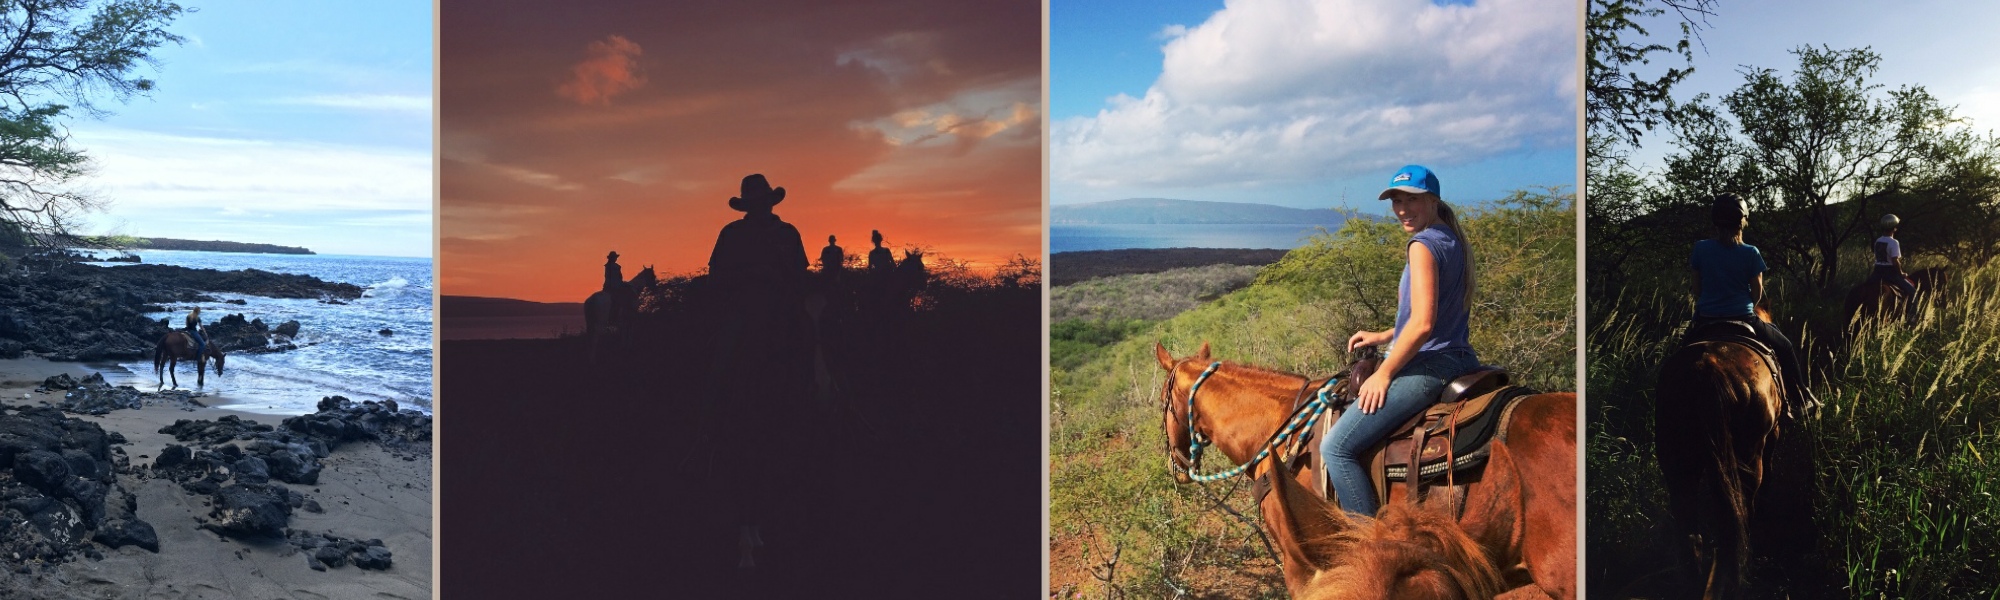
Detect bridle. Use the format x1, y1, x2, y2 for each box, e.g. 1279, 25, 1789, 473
1162, 360, 1346, 484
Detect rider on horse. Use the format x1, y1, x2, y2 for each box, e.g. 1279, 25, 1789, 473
867, 230, 894, 275
1867, 214, 1916, 298
604, 251, 624, 294
820, 235, 845, 274
185, 306, 207, 358
1318, 165, 1480, 518
1688, 193, 1815, 415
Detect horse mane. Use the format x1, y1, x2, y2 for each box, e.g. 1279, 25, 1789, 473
1300, 501, 1507, 600
1205, 360, 1316, 389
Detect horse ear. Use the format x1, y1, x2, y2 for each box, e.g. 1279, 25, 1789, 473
1155, 342, 1175, 371
1196, 341, 1211, 362
1264, 464, 1349, 573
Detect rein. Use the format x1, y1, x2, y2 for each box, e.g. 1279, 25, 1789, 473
1176, 362, 1344, 483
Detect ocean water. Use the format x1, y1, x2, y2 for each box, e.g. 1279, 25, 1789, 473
1050, 223, 1334, 254
80, 250, 433, 416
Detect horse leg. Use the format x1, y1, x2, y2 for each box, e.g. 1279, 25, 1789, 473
168, 357, 179, 389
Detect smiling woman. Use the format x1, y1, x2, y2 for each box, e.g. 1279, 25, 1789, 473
1048, 0, 1579, 597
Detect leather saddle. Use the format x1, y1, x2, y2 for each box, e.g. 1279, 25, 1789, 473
1681, 318, 1775, 357
1679, 317, 1791, 417
1258, 356, 1533, 507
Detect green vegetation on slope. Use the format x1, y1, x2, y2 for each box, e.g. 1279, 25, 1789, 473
1052, 264, 1262, 323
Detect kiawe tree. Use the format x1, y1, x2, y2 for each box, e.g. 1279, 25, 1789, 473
1583, 0, 1715, 293
1667, 45, 2000, 290
0, 0, 185, 246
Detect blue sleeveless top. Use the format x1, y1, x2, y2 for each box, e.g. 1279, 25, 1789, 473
1394, 225, 1475, 357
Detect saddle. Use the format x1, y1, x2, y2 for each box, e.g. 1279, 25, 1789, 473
1679, 317, 1794, 418
1680, 318, 1776, 376
1255, 357, 1534, 509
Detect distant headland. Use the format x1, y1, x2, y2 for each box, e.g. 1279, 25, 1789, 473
88, 236, 315, 255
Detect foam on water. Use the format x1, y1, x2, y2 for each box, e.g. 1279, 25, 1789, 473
82, 250, 433, 416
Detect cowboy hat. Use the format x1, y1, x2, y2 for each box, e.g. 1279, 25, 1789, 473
727, 174, 786, 212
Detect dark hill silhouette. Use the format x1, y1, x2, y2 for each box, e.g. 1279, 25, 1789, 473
439, 295, 584, 318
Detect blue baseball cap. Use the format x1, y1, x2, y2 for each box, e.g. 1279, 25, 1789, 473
1378, 165, 1440, 199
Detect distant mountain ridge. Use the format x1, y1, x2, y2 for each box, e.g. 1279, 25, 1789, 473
1051, 198, 1371, 225
83, 236, 315, 255
440, 295, 583, 318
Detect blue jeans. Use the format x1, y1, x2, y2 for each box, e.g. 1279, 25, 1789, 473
1319, 347, 1479, 517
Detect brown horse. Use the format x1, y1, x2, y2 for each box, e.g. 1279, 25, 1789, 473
1155, 342, 1576, 599
1654, 312, 1785, 599
1257, 440, 1514, 600
155, 330, 225, 388
1841, 266, 1949, 327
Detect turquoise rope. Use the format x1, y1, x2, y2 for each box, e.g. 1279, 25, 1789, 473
1181, 365, 1340, 483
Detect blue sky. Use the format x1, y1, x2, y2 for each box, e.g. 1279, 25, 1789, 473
1051, 0, 1577, 210
71, 1, 432, 257
1623, 0, 2000, 172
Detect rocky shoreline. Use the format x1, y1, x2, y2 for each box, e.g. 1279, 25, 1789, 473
0, 248, 361, 362
0, 382, 430, 595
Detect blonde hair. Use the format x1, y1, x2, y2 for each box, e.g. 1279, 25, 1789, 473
1433, 196, 1475, 308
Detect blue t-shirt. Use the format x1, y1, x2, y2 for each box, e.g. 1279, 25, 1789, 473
1394, 225, 1475, 357
1690, 239, 1766, 318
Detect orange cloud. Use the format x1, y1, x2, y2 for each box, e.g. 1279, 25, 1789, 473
556, 35, 645, 105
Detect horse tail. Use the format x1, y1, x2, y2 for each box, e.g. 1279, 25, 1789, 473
1656, 343, 1767, 599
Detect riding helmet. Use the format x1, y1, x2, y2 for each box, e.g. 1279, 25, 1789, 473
1710, 193, 1749, 220
1880, 213, 1901, 230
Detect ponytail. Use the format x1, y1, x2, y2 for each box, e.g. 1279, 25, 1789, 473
1436, 199, 1475, 308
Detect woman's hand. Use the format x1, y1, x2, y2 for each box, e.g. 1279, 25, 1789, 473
1356, 370, 1391, 414
1347, 330, 1391, 352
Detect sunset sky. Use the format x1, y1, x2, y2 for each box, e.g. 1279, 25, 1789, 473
442, 0, 1041, 302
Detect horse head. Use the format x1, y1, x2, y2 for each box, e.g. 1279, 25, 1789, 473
632, 265, 658, 289
1154, 341, 1213, 484
897, 250, 926, 280
1261, 459, 1508, 600
1910, 266, 1950, 293
209, 349, 226, 376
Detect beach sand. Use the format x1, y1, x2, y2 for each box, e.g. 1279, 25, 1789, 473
0, 357, 432, 599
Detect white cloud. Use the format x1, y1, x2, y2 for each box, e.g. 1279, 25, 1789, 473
837, 31, 953, 84
279, 94, 432, 113
71, 127, 432, 213
1053, 0, 1575, 192
847, 77, 1040, 150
